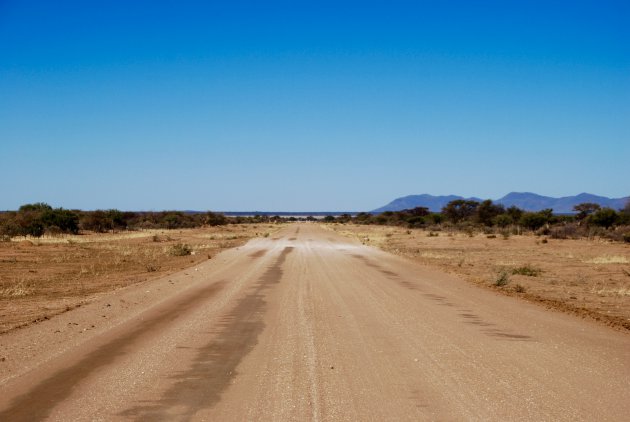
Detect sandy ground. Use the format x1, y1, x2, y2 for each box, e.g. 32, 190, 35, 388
0, 223, 628, 421
327, 224, 630, 332
0, 224, 280, 333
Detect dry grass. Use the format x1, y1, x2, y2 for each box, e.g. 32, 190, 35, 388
584, 255, 629, 264
326, 224, 630, 332
0, 278, 34, 298
0, 224, 284, 333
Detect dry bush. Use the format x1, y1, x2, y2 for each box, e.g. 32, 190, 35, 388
512, 265, 542, 277
169, 243, 192, 256
495, 271, 510, 287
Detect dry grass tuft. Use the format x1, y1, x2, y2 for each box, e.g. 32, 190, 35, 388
0, 279, 34, 298
584, 255, 629, 264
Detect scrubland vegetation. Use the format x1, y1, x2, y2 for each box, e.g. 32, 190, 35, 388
0, 205, 284, 332
324, 199, 630, 243
0, 203, 285, 241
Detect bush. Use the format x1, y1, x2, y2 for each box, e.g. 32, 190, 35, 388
495, 271, 510, 287
206, 212, 227, 226
588, 208, 619, 229
170, 243, 192, 256
573, 202, 601, 220
512, 265, 542, 277
15, 211, 45, 237
550, 224, 579, 239
442, 200, 480, 223
406, 216, 425, 228
520, 211, 550, 231
493, 214, 513, 228
0, 218, 21, 238
476, 200, 505, 226
80, 210, 113, 233
41, 208, 79, 234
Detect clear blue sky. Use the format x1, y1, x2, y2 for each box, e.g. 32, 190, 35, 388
1, 1, 628, 211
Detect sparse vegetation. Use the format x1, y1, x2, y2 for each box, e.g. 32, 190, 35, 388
170, 243, 192, 256
512, 265, 542, 277
514, 284, 527, 293
146, 263, 160, 272
316, 198, 628, 244
0, 203, 300, 243
495, 271, 510, 287
588, 208, 619, 229
0, 224, 280, 332
585, 255, 629, 264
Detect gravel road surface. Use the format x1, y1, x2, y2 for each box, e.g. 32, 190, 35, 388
1, 223, 628, 421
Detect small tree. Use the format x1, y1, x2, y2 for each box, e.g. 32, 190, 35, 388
354, 212, 372, 223
205, 211, 227, 226
15, 212, 45, 237
493, 214, 513, 228
506, 206, 524, 223
476, 200, 505, 226
428, 213, 443, 225
18, 202, 52, 213
41, 208, 79, 234
520, 211, 549, 231
161, 212, 187, 229
107, 209, 127, 231
81, 210, 112, 233
404, 207, 430, 217
588, 208, 619, 229
442, 200, 480, 223
573, 202, 601, 220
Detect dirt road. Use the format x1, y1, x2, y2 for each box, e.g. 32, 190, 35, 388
1, 224, 629, 421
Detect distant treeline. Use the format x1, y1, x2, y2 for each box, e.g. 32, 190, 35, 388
0, 203, 288, 239
3, 200, 629, 242
323, 199, 630, 242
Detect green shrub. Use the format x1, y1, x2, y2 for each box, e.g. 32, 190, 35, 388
520, 211, 550, 231
442, 200, 480, 223
588, 208, 619, 229
476, 200, 505, 226
206, 211, 227, 226
493, 214, 513, 228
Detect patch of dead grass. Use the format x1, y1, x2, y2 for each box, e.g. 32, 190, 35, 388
583, 255, 629, 264
0, 224, 285, 333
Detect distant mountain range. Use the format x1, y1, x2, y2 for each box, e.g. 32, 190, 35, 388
372, 192, 630, 214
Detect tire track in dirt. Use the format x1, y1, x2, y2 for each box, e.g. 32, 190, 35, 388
0, 281, 226, 421
119, 246, 294, 421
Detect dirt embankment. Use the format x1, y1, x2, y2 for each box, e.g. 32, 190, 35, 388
326, 224, 630, 332
0, 224, 283, 333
